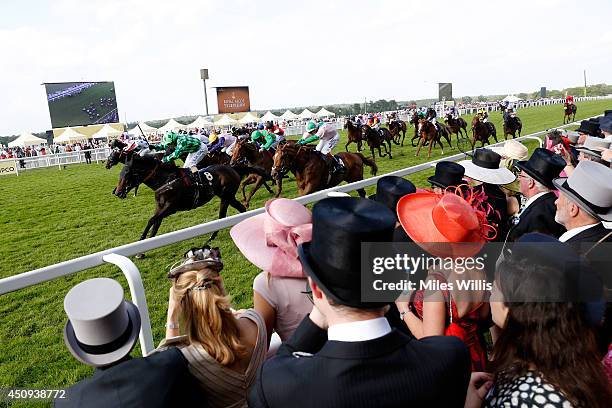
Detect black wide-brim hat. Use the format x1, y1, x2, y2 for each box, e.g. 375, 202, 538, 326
368, 176, 416, 215
514, 148, 566, 190
428, 161, 465, 189
575, 120, 600, 136
298, 197, 396, 309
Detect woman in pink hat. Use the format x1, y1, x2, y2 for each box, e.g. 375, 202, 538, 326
230, 198, 313, 350
395, 190, 495, 372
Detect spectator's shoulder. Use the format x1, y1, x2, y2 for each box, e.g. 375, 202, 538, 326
415, 335, 470, 366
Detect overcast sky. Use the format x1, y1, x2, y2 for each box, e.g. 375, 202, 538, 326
1, 0, 611, 134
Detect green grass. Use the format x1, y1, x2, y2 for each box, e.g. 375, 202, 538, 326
0, 99, 609, 404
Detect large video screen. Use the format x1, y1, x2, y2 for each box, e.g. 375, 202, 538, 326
44, 82, 119, 128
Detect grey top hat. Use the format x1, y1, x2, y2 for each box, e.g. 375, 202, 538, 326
553, 160, 612, 221
576, 136, 611, 158
64, 278, 141, 367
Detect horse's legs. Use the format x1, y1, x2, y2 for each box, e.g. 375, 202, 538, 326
415, 136, 424, 157
262, 180, 274, 194
358, 139, 362, 152
356, 188, 366, 197
371, 147, 376, 163
240, 175, 257, 205
427, 137, 435, 158
140, 217, 156, 241
275, 175, 283, 198
244, 176, 264, 209
386, 141, 392, 159
345, 141, 350, 152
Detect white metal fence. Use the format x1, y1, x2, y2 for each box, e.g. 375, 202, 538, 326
8, 148, 111, 170
0, 115, 599, 358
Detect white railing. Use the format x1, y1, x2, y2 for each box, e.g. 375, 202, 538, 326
10, 148, 111, 170
0, 116, 596, 357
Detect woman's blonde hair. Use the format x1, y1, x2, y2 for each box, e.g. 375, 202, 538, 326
172, 268, 246, 365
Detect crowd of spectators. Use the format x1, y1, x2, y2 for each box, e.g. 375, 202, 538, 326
51, 109, 612, 407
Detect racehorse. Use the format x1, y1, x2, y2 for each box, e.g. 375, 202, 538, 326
503, 114, 523, 139
388, 119, 407, 146
113, 155, 246, 253
445, 114, 469, 140
343, 120, 363, 152
229, 139, 277, 208
361, 124, 393, 162
415, 119, 446, 157
563, 103, 577, 124
471, 115, 498, 150
271, 142, 377, 197
409, 111, 421, 146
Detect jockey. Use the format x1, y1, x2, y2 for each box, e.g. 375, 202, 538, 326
565, 95, 574, 105
152, 131, 208, 170
447, 105, 459, 120
124, 137, 151, 157
208, 132, 237, 155
298, 121, 341, 172
366, 114, 381, 130
250, 129, 275, 152
477, 108, 489, 123
265, 121, 286, 145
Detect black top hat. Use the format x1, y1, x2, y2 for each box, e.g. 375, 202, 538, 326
369, 176, 416, 215
514, 148, 566, 189
298, 197, 396, 308
575, 120, 601, 136
428, 161, 465, 189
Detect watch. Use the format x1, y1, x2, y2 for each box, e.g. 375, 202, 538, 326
399, 310, 409, 320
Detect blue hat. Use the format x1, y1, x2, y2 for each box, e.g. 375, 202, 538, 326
257, 123, 265, 130
599, 115, 612, 132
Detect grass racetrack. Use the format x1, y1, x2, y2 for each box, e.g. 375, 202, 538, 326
0, 99, 609, 405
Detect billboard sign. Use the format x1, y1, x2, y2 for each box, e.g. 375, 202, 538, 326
216, 86, 250, 113
438, 83, 453, 101
44, 82, 119, 128
0, 159, 18, 176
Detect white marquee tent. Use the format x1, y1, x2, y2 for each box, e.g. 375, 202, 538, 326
129, 122, 158, 134
502, 95, 520, 103
92, 124, 122, 140
298, 109, 315, 119
280, 110, 299, 120
259, 111, 278, 122
8, 132, 47, 147
214, 114, 238, 126
53, 128, 88, 144
187, 116, 214, 128
158, 119, 188, 132
315, 108, 336, 118
239, 112, 260, 124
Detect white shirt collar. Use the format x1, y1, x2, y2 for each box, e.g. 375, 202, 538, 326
603, 221, 612, 229
521, 191, 550, 214
558, 222, 600, 242
327, 317, 392, 342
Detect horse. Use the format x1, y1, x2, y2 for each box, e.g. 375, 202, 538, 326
409, 111, 421, 146
563, 103, 577, 124
471, 116, 498, 150
445, 114, 469, 140
503, 114, 522, 139
387, 119, 407, 146
415, 119, 445, 157
361, 125, 393, 162
113, 155, 246, 254
344, 120, 363, 152
270, 143, 377, 197
229, 139, 277, 208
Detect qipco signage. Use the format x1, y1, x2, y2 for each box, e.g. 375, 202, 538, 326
0, 160, 18, 176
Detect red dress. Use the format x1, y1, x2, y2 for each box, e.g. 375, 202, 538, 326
411, 272, 488, 372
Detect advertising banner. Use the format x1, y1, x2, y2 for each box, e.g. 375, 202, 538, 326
216, 86, 250, 113
0, 160, 18, 176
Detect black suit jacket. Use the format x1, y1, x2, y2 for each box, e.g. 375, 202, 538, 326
55, 348, 205, 408
507, 192, 566, 242
248, 316, 470, 408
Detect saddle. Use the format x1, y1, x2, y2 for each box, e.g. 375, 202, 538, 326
318, 152, 345, 185
156, 168, 215, 208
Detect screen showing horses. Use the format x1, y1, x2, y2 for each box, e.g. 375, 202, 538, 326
44, 81, 119, 128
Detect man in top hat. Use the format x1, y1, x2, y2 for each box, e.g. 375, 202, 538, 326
507, 148, 566, 242
600, 116, 612, 140
459, 148, 515, 241
56, 278, 202, 407
428, 161, 465, 194
248, 198, 471, 408
575, 119, 601, 139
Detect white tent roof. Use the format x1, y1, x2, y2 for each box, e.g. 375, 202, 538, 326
214, 114, 238, 126
187, 116, 214, 128
239, 112, 260, 124
298, 109, 315, 119
129, 122, 158, 134
158, 119, 187, 132
92, 124, 122, 140
8, 132, 47, 147
54, 128, 88, 144
314, 108, 335, 118
502, 95, 520, 103
280, 110, 299, 120
260, 111, 278, 122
